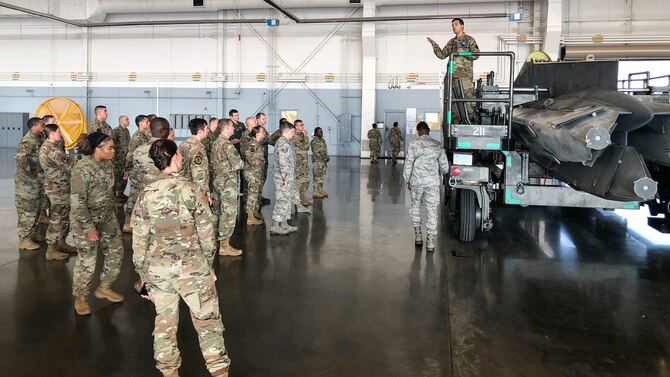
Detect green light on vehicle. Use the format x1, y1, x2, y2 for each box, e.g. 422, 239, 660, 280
457, 141, 472, 148
622, 202, 638, 209
486, 143, 500, 149
506, 156, 512, 166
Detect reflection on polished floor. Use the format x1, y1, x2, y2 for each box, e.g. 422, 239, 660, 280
1, 153, 670, 377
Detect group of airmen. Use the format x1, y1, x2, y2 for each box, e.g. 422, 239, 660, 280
14, 107, 330, 377
366, 121, 404, 164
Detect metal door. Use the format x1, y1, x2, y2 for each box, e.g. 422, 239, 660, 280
383, 111, 406, 158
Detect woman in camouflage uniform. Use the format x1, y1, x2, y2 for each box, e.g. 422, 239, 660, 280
311, 127, 330, 198
38, 124, 76, 260
132, 139, 230, 377
243, 125, 266, 225
71, 132, 125, 316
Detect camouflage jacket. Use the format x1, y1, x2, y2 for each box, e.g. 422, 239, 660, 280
240, 129, 252, 160
132, 137, 161, 186
88, 118, 114, 137
210, 137, 243, 186
131, 173, 217, 279
294, 131, 310, 159
39, 139, 72, 194
403, 134, 449, 187
269, 129, 282, 146
274, 135, 295, 182
431, 33, 480, 78
203, 131, 218, 158
388, 127, 403, 146
310, 137, 328, 162
112, 126, 131, 162
178, 136, 210, 197
15, 131, 43, 180
70, 156, 116, 232
125, 129, 150, 171
367, 129, 382, 148
244, 137, 265, 173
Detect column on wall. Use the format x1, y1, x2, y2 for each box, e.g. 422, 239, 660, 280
543, 0, 562, 60
360, 0, 376, 158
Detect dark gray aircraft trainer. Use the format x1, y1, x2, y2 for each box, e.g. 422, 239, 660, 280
442, 54, 670, 241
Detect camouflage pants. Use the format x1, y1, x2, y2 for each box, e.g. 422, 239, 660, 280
15, 178, 42, 240
295, 154, 310, 194
409, 185, 440, 236
113, 160, 127, 197
243, 169, 263, 214
125, 177, 141, 218
40, 192, 50, 214
391, 143, 402, 159
369, 144, 381, 161
451, 77, 474, 122
212, 178, 238, 241
45, 191, 69, 245
272, 176, 294, 222
147, 273, 230, 375
312, 159, 327, 191
71, 219, 124, 298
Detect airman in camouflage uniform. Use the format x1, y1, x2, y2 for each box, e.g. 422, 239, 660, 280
428, 18, 480, 121
293, 120, 312, 206
243, 126, 266, 226
179, 118, 210, 199
122, 115, 152, 232
240, 116, 256, 157
203, 117, 219, 158
112, 115, 131, 202
255, 112, 271, 205
210, 118, 244, 256
271, 123, 301, 235
15, 117, 45, 250
388, 122, 404, 164
87, 105, 114, 137
311, 127, 330, 198
367, 123, 382, 163
269, 128, 282, 146
71, 132, 125, 315
403, 122, 449, 252
132, 167, 229, 377
39, 125, 76, 260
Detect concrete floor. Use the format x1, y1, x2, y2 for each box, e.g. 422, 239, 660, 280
1, 153, 670, 377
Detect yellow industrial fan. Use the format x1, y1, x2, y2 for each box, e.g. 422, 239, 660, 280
34, 97, 86, 150
525, 51, 552, 63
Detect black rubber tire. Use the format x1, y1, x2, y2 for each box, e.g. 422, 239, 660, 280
458, 189, 477, 242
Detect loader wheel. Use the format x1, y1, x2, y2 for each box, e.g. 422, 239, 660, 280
457, 189, 478, 242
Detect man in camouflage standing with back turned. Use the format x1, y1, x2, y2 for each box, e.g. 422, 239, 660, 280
428, 17, 479, 121
294, 120, 312, 206
403, 122, 449, 253
112, 115, 131, 204
15, 117, 45, 250
388, 121, 404, 165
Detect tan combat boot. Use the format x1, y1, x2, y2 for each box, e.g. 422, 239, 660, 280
74, 297, 91, 316
281, 221, 298, 233
94, 282, 124, 303
312, 188, 324, 198
211, 367, 228, 377
122, 217, 132, 233
319, 188, 329, 197
299, 192, 313, 206
253, 211, 264, 221
45, 244, 69, 260
296, 204, 311, 214
246, 212, 263, 226
270, 221, 289, 235
219, 240, 243, 256
56, 239, 77, 254
19, 239, 40, 250
163, 370, 180, 377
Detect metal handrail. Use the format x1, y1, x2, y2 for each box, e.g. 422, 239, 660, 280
445, 51, 516, 140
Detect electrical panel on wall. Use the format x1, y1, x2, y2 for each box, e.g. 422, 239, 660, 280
0, 113, 29, 148
169, 114, 215, 129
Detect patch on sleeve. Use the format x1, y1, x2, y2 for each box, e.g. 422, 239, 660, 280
194, 155, 203, 165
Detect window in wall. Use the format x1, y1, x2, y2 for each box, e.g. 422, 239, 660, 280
425, 112, 441, 131
281, 110, 298, 124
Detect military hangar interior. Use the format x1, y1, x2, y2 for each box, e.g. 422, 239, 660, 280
1, 0, 670, 376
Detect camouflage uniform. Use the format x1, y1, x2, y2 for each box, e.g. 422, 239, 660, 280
125, 135, 156, 220
15, 131, 43, 241
71, 156, 123, 298
210, 137, 243, 241
388, 126, 404, 161
367, 128, 382, 162
269, 129, 282, 146
294, 131, 310, 195
132, 173, 229, 376
402, 134, 450, 236
243, 138, 265, 216
240, 129, 252, 157
203, 131, 218, 159
178, 136, 210, 199
431, 33, 480, 120
112, 126, 131, 197
272, 135, 296, 223
39, 139, 72, 245
126, 134, 153, 219
310, 136, 329, 193
261, 128, 271, 188
88, 118, 114, 137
